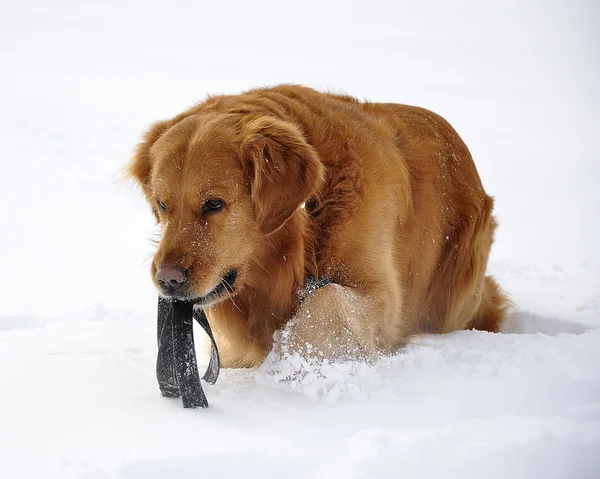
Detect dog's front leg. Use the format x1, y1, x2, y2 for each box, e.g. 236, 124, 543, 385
274, 283, 391, 362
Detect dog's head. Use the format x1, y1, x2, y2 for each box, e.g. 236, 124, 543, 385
129, 112, 323, 304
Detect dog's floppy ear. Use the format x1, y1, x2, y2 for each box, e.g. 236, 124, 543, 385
128, 121, 169, 220
240, 117, 324, 235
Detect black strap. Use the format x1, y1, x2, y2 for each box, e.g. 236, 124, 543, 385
193, 307, 220, 385
156, 297, 180, 398
156, 297, 220, 408
172, 300, 207, 408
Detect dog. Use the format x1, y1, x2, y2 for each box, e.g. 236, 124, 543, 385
129, 84, 508, 368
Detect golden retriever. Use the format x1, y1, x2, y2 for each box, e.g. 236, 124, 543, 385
129, 84, 508, 367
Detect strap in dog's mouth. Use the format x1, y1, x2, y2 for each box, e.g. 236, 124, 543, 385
189, 269, 238, 306
156, 297, 220, 408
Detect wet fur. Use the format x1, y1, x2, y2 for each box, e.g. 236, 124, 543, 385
129, 85, 509, 367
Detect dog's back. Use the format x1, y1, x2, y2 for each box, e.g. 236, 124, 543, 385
252, 86, 509, 336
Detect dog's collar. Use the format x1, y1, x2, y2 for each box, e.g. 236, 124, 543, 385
299, 276, 333, 303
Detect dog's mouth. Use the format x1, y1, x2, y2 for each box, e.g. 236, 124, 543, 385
185, 269, 238, 306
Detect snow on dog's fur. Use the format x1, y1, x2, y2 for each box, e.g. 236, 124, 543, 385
129, 85, 509, 367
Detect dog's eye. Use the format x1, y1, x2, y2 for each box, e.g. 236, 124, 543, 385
202, 199, 225, 215
158, 200, 167, 212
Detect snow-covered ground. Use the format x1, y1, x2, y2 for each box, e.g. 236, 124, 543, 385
1, 0, 598, 477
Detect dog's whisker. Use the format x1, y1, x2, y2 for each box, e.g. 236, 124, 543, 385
219, 278, 243, 313
250, 254, 270, 275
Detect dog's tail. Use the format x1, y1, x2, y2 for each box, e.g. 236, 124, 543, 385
467, 275, 511, 332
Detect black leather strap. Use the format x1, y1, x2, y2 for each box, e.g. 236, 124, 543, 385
193, 307, 220, 385
156, 298, 216, 408
156, 297, 180, 398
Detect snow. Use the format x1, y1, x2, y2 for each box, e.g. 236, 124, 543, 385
1, 0, 599, 477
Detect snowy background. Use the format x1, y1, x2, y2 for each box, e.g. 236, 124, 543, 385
1, 0, 598, 477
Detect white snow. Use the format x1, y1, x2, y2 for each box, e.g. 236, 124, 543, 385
1, 0, 599, 478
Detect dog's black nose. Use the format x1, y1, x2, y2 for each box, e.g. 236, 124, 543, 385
155, 266, 188, 294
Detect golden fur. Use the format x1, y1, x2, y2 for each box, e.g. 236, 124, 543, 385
129, 84, 509, 367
